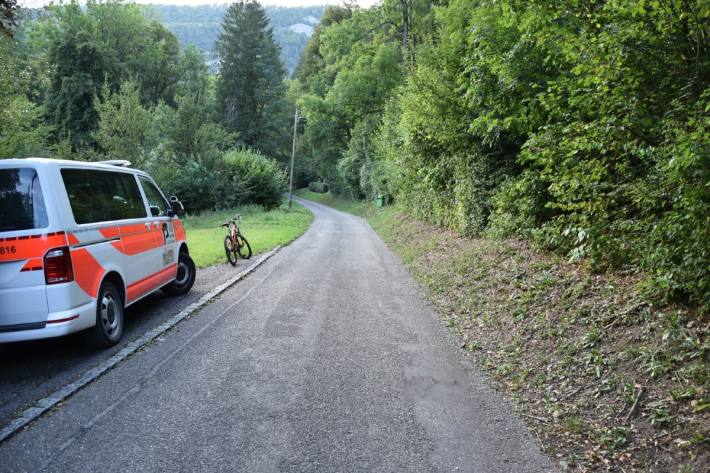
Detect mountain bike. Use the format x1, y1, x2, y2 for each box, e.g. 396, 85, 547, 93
221, 214, 252, 265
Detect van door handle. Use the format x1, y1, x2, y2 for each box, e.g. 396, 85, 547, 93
145, 223, 151, 229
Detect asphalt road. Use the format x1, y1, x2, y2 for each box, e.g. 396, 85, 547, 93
0, 198, 555, 473
0, 261, 244, 428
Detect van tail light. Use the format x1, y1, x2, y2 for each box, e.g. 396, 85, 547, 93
44, 247, 74, 285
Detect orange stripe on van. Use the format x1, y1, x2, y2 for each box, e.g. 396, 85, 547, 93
67, 233, 80, 246
126, 264, 177, 303
71, 248, 105, 298
0, 232, 68, 263
116, 224, 161, 256
173, 220, 186, 241
119, 224, 148, 234
20, 258, 44, 272
99, 227, 120, 239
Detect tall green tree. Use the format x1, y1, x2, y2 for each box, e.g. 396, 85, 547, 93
293, 4, 352, 95
139, 21, 180, 106
92, 81, 153, 165
41, 0, 176, 148
43, 2, 107, 148
295, 6, 403, 194
0, 36, 49, 157
215, 0, 287, 158
176, 44, 210, 102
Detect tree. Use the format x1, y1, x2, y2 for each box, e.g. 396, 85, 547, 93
0, 37, 49, 157
176, 44, 210, 102
92, 81, 153, 165
41, 1, 174, 148
152, 45, 235, 160
139, 21, 180, 106
294, 6, 402, 194
215, 0, 287, 157
43, 2, 107, 148
293, 4, 352, 93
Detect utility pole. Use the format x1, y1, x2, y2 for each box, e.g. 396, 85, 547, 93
289, 107, 300, 209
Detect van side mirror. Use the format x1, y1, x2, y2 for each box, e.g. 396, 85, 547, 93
149, 205, 161, 217
169, 196, 185, 217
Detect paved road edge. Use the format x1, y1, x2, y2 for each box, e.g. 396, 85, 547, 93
0, 247, 281, 444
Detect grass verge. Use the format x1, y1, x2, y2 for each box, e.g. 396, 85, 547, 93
182, 200, 313, 268
297, 189, 709, 473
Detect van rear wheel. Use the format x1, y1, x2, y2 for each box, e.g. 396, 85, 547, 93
85, 282, 124, 348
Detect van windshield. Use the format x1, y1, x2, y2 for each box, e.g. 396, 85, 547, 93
0, 168, 49, 232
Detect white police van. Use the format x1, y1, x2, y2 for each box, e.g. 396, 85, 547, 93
0, 158, 196, 347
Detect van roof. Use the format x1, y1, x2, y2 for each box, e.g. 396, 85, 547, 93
0, 157, 149, 176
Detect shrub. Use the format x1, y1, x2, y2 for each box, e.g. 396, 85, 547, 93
149, 148, 286, 213
221, 149, 286, 210
147, 152, 222, 213
308, 181, 329, 193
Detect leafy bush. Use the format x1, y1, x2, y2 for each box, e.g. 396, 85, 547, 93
222, 149, 286, 210
387, 0, 709, 308
308, 181, 329, 193
293, 0, 709, 309
486, 1, 709, 308
148, 153, 221, 213
149, 148, 286, 213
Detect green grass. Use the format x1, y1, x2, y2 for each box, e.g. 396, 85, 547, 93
182, 201, 314, 268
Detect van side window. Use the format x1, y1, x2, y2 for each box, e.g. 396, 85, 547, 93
0, 168, 48, 231
139, 177, 170, 217
61, 169, 147, 224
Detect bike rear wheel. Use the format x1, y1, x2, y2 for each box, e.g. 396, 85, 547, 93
236, 233, 252, 259
224, 235, 238, 266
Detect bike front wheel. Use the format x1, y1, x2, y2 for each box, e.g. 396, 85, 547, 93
236, 233, 252, 259
224, 235, 238, 266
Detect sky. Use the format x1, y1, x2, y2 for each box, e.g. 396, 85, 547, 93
19, 0, 381, 8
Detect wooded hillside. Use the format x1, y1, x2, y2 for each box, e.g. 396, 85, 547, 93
150, 4, 324, 74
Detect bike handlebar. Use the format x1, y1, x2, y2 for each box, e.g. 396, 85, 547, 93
220, 214, 242, 227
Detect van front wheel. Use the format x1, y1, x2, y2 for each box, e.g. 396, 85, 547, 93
85, 282, 124, 348
162, 252, 196, 296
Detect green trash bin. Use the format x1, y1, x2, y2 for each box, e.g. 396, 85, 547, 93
376, 194, 384, 208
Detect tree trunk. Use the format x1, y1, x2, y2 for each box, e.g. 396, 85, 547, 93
401, 0, 409, 52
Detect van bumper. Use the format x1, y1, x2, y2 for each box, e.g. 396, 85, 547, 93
0, 301, 95, 343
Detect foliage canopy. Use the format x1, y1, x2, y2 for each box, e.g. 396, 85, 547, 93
293, 0, 710, 309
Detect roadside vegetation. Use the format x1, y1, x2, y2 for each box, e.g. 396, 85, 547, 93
299, 192, 709, 472
183, 201, 313, 268
293, 3, 709, 467
291, 0, 708, 312
1, 0, 292, 213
